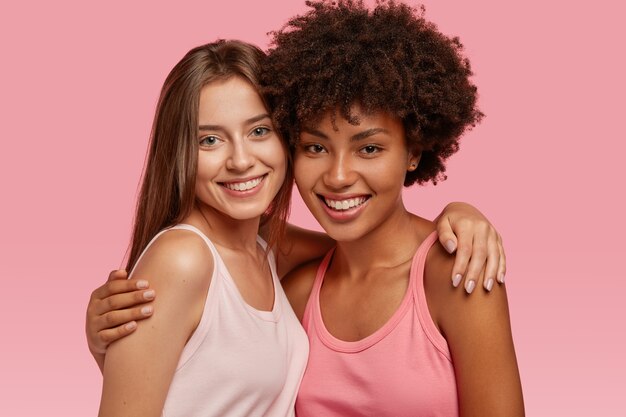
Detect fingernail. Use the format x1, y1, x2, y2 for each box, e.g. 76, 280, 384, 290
465, 280, 476, 294
136, 280, 149, 289
452, 274, 463, 287
485, 278, 494, 292
141, 306, 153, 315
444, 240, 456, 254
125, 321, 137, 331
143, 290, 155, 300
497, 273, 506, 284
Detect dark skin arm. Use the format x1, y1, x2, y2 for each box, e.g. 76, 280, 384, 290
425, 242, 524, 416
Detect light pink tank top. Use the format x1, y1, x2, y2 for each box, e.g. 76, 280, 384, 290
296, 231, 458, 417
132, 224, 309, 417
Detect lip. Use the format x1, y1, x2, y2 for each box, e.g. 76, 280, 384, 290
316, 193, 371, 222
219, 174, 266, 197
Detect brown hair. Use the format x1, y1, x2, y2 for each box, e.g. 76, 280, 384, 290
262, 0, 483, 185
126, 40, 292, 271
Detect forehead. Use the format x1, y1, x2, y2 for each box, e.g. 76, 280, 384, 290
198, 76, 267, 124
304, 105, 404, 135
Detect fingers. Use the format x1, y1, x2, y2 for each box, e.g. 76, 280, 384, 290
436, 217, 459, 254
481, 230, 500, 291
107, 269, 128, 282
455, 227, 505, 294
91, 274, 148, 301
86, 270, 156, 355
461, 228, 488, 294
87, 297, 154, 354
91, 321, 139, 354
450, 221, 473, 288
98, 304, 154, 337
91, 270, 128, 300
497, 235, 507, 283
94, 287, 156, 316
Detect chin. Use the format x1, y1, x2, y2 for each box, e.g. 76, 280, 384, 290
319, 223, 368, 244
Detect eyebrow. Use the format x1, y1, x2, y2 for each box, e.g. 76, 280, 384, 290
198, 113, 271, 131
301, 127, 389, 142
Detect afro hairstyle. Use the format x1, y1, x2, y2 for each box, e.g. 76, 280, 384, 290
261, 0, 484, 185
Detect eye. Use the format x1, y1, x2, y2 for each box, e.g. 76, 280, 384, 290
359, 145, 382, 155
199, 135, 221, 147
251, 126, 271, 137
303, 143, 326, 154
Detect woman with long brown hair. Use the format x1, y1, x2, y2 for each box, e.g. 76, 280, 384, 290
97, 39, 310, 417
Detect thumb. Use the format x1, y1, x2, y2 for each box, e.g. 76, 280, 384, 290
436, 218, 457, 254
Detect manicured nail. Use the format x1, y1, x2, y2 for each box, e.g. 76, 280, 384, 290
136, 280, 149, 289
125, 321, 137, 331
143, 290, 155, 300
465, 280, 476, 294
141, 306, 153, 315
444, 240, 456, 254
485, 278, 494, 292
452, 274, 463, 287
497, 273, 506, 284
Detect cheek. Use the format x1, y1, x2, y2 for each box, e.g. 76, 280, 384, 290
195, 153, 217, 182
293, 153, 314, 185
261, 137, 288, 179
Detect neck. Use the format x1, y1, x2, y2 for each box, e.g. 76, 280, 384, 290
331, 202, 431, 279
185, 204, 261, 253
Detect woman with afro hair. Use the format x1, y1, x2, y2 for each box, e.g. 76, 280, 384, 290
264, 1, 524, 416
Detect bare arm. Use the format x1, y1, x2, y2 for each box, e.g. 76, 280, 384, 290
281, 258, 321, 321
425, 243, 524, 417
98, 231, 212, 417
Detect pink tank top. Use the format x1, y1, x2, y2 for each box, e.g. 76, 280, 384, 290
296, 231, 458, 417
132, 224, 309, 417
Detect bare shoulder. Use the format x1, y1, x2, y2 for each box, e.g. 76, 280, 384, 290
425, 237, 511, 331
117, 228, 216, 351
131, 229, 214, 302
281, 257, 322, 322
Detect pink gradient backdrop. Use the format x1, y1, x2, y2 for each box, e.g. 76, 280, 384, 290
1, 0, 623, 415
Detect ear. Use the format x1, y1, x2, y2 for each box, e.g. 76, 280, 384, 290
407, 150, 422, 172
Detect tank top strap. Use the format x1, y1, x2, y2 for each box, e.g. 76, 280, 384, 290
302, 248, 335, 330
254, 234, 279, 284
410, 230, 452, 360
169, 223, 221, 259
128, 223, 220, 277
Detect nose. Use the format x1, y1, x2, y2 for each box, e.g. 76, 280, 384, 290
323, 153, 357, 189
226, 139, 255, 172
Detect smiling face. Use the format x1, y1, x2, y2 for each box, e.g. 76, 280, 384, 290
293, 105, 420, 242
194, 76, 287, 221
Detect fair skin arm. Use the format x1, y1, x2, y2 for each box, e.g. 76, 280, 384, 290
425, 242, 524, 416
86, 202, 503, 368
98, 231, 212, 416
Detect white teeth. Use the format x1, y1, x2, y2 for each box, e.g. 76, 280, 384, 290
324, 197, 367, 211
224, 176, 262, 191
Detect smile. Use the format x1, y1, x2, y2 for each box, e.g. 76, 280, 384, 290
322, 196, 369, 211
221, 175, 265, 192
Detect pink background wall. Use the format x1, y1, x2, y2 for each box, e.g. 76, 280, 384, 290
1, 0, 624, 415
